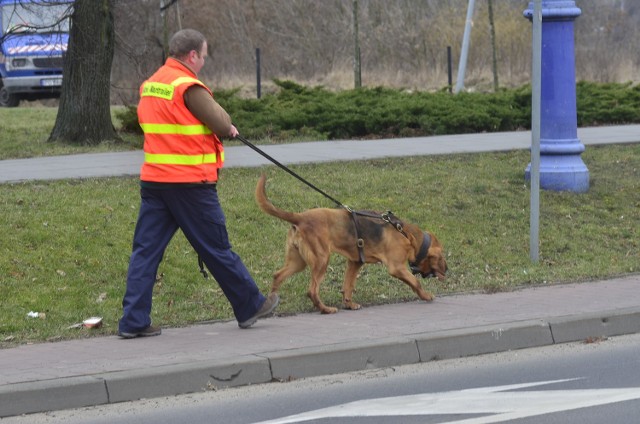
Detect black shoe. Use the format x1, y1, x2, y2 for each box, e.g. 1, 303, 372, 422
118, 325, 162, 339
238, 293, 280, 329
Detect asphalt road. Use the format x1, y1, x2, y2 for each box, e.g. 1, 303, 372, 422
6, 333, 640, 424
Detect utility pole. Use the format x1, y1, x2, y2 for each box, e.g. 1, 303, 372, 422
455, 0, 475, 93
530, 0, 542, 263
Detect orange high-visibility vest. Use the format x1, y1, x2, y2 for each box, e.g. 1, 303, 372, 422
137, 58, 224, 183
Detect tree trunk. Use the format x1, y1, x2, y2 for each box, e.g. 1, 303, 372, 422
49, 0, 120, 145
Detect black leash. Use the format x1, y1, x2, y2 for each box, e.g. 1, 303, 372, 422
235, 134, 346, 209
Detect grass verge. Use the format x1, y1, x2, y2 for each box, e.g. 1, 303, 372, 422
0, 107, 311, 161
0, 107, 141, 160
1, 144, 638, 347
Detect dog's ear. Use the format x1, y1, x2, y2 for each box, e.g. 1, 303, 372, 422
427, 244, 448, 281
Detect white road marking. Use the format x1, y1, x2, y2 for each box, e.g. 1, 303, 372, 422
253, 378, 640, 424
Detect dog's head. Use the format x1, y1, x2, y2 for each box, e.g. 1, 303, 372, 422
410, 231, 448, 281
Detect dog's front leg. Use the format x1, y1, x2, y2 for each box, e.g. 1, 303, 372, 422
341, 260, 363, 310
388, 265, 435, 302
307, 262, 338, 314
307, 287, 337, 314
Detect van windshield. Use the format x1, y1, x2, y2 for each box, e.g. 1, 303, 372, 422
2, 2, 71, 35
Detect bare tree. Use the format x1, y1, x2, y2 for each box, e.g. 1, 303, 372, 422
49, 0, 119, 145
488, 0, 499, 91
108, 0, 639, 99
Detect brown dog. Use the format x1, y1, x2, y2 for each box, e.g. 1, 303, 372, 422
255, 174, 447, 314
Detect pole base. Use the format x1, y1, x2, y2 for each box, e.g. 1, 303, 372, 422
525, 154, 589, 193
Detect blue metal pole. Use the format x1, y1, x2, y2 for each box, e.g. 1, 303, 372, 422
523, 0, 589, 193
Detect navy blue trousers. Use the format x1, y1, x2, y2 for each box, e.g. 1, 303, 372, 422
119, 184, 265, 333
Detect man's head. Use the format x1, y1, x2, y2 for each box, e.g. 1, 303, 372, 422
168, 29, 208, 74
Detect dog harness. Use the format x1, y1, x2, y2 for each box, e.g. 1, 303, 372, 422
348, 209, 430, 273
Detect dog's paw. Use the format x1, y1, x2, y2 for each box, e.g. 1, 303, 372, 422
320, 306, 338, 314
343, 301, 362, 310
419, 291, 435, 302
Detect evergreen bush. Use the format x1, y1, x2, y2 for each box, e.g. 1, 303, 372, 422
116, 81, 640, 141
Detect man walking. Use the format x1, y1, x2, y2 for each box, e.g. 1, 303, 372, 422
118, 29, 278, 338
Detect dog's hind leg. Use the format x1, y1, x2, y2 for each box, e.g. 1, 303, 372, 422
387, 264, 435, 302
341, 260, 363, 310
271, 238, 307, 295
288, 232, 337, 314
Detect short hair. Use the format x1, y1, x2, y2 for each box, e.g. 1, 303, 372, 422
168, 29, 206, 59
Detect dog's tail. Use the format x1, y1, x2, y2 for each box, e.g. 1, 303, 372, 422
255, 174, 300, 224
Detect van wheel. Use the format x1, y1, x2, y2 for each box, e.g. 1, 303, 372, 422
0, 83, 20, 107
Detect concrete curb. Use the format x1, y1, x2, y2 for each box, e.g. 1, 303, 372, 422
0, 377, 107, 418
2, 307, 639, 417
265, 336, 421, 381
549, 307, 640, 343
415, 320, 554, 361
101, 355, 273, 403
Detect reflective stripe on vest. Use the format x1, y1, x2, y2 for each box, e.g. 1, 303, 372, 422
140, 123, 212, 135
144, 152, 222, 165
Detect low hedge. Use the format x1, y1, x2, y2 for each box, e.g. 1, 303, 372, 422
115, 80, 640, 140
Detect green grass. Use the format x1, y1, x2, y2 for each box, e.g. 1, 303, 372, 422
0, 107, 141, 160
1, 144, 639, 346
0, 107, 311, 161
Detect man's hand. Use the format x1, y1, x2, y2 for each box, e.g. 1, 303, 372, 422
229, 124, 239, 138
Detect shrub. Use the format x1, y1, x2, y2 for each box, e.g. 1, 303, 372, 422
114, 106, 142, 135
117, 81, 640, 141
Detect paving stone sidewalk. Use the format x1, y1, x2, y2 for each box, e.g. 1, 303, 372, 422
1, 276, 639, 417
